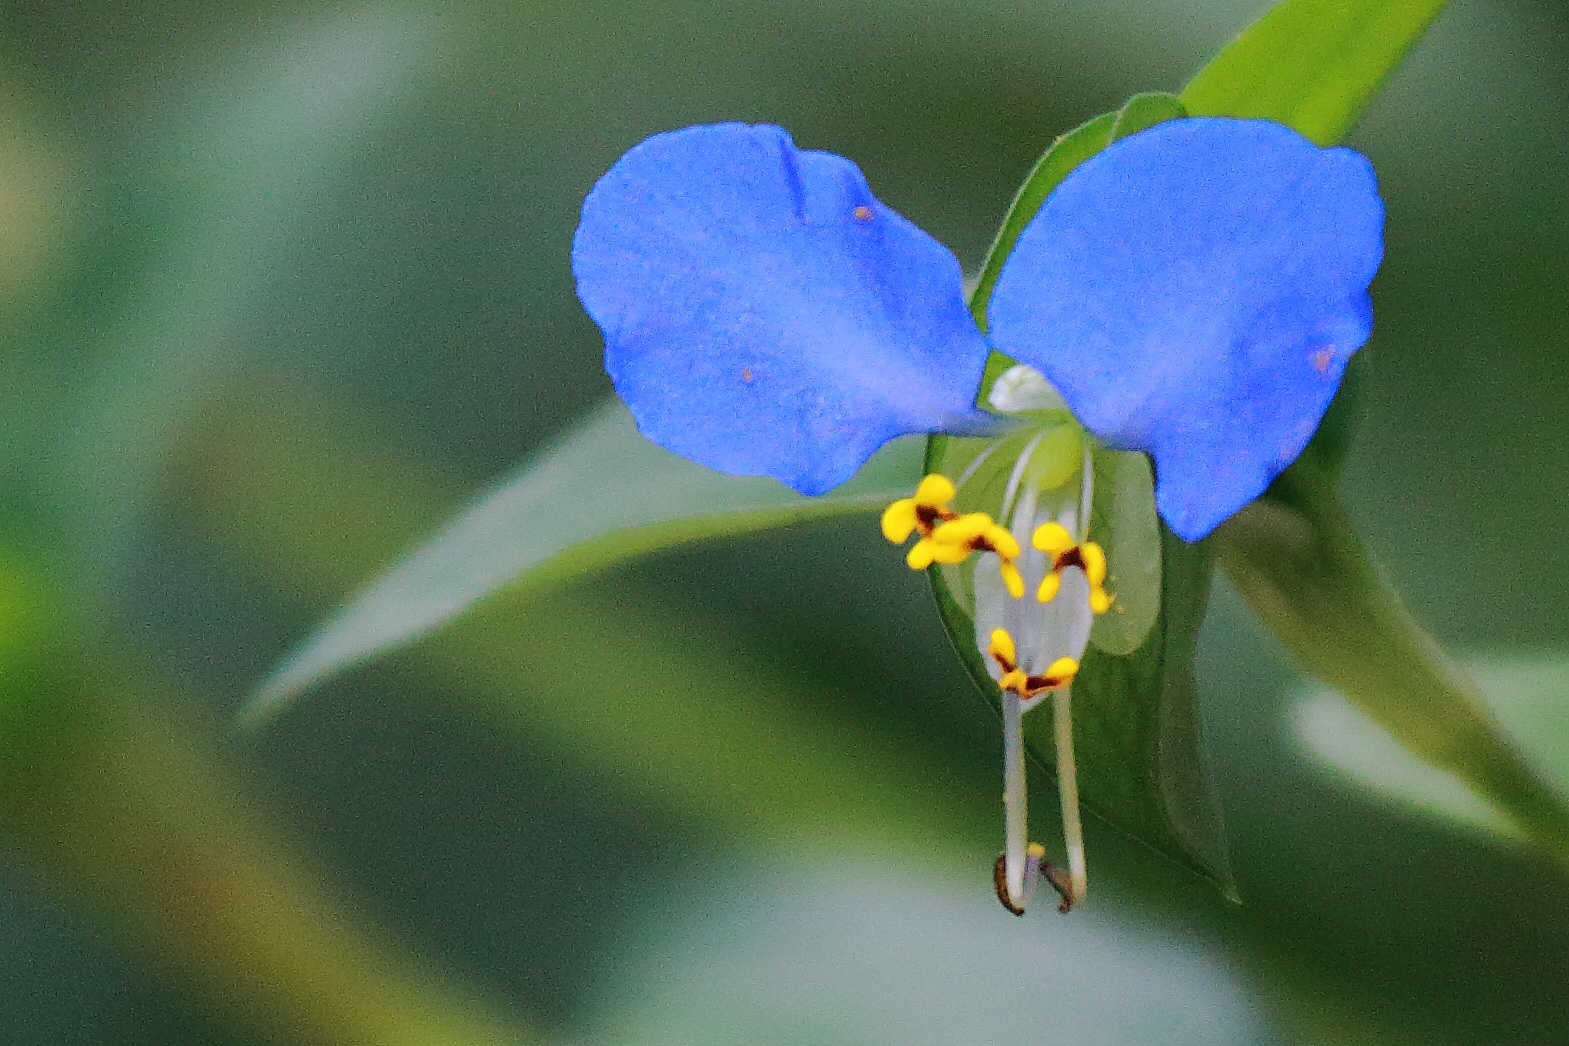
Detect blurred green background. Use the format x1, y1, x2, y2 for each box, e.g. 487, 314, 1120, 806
1, 0, 1567, 1043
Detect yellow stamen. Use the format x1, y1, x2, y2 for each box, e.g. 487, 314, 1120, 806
930, 511, 992, 545
914, 473, 957, 505
882, 476, 1025, 600
1030, 523, 1114, 615
1043, 657, 1079, 688
983, 522, 1022, 562
1080, 542, 1107, 588
987, 627, 1078, 697
1033, 521, 1075, 556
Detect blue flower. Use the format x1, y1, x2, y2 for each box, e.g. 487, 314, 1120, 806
573, 116, 1383, 913
572, 118, 1383, 540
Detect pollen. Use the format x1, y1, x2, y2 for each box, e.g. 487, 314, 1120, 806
853, 204, 874, 220
1032, 522, 1113, 614
988, 627, 1079, 697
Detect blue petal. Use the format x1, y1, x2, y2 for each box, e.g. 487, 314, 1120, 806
987, 118, 1384, 540
573, 123, 995, 496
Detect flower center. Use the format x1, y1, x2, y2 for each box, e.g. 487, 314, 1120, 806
878, 365, 1115, 915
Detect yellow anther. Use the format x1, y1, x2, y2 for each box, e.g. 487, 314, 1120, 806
907, 537, 971, 570
914, 473, 957, 506
1080, 542, 1107, 588
1032, 521, 1075, 556
984, 523, 1022, 562
882, 476, 1025, 598
881, 499, 920, 543
881, 474, 960, 544
988, 627, 1017, 667
988, 628, 1078, 697
1043, 657, 1079, 687
1030, 524, 1114, 615
1026, 842, 1046, 860
931, 511, 992, 545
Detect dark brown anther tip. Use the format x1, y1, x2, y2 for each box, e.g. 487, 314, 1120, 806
1044, 863, 1075, 914
993, 853, 1026, 916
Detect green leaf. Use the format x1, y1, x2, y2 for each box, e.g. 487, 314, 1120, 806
967, 111, 1116, 330
1181, 0, 1451, 144
1293, 653, 1569, 841
968, 91, 1185, 330
1219, 485, 1569, 869
43, 9, 430, 590
1062, 529, 1229, 889
1108, 90, 1190, 143
249, 400, 919, 718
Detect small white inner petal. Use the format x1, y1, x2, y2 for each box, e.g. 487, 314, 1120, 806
972, 481, 1095, 678
988, 363, 1069, 415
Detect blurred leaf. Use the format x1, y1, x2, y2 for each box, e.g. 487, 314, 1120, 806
0, 554, 528, 1046
1220, 486, 1569, 868
252, 400, 920, 718
1294, 653, 1569, 840
587, 858, 1265, 1046
45, 8, 428, 588
1181, 0, 1451, 144
184, 391, 1006, 854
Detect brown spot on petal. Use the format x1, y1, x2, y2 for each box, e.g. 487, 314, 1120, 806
852, 205, 874, 221
740, 367, 754, 383
1312, 348, 1334, 374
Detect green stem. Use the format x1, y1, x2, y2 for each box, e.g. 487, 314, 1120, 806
1215, 472, 1569, 866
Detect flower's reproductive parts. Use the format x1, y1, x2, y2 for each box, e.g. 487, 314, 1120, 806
883, 366, 1117, 914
